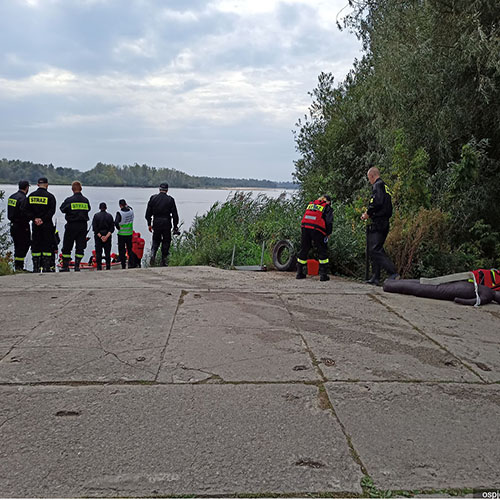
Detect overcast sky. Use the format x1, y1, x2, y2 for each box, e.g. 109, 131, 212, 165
0, 0, 361, 181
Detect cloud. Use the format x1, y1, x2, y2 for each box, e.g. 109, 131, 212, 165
0, 0, 361, 179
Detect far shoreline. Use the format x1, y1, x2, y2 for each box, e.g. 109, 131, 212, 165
0, 183, 297, 190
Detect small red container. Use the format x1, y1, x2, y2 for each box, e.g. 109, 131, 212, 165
307, 259, 319, 276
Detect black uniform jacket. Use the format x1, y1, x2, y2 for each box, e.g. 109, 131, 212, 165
92, 211, 115, 236
145, 192, 179, 228
323, 205, 333, 236
60, 192, 91, 223
7, 190, 30, 225
367, 178, 393, 222
25, 187, 56, 224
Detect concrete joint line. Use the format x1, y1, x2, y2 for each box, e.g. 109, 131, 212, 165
277, 293, 326, 383
369, 294, 488, 383
154, 289, 187, 381
317, 382, 370, 479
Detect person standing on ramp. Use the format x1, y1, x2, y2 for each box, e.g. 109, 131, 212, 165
145, 183, 179, 267
115, 199, 134, 270
59, 181, 91, 272
360, 166, 399, 285
25, 177, 57, 273
7, 180, 31, 271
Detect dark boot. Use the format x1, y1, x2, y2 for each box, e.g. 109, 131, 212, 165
319, 263, 330, 282
366, 263, 380, 285
74, 257, 81, 272
14, 260, 24, 272
296, 263, 306, 279
32, 256, 41, 273
150, 245, 159, 266
105, 258, 111, 270
160, 258, 168, 267
60, 257, 70, 272
42, 256, 53, 273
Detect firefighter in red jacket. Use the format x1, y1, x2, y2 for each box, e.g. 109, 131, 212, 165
130, 231, 145, 268
296, 195, 333, 282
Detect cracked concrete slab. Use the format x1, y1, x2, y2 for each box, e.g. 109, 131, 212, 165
1, 266, 498, 496
0, 384, 364, 497
0, 289, 180, 382
0, 290, 80, 336
326, 382, 500, 491
158, 326, 317, 383
287, 293, 479, 382
157, 290, 317, 382
0, 346, 161, 382
173, 290, 296, 330
19, 289, 179, 350
377, 293, 500, 382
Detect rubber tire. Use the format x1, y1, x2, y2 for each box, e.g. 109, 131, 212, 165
272, 240, 296, 271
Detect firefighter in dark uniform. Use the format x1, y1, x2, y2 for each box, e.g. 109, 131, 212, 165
145, 182, 179, 266
296, 195, 333, 282
7, 180, 31, 271
361, 166, 399, 285
59, 181, 91, 272
24, 177, 57, 273
92, 202, 114, 270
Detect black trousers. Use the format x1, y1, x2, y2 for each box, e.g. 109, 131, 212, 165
94, 236, 111, 269
62, 221, 88, 259
10, 223, 31, 264
367, 221, 396, 279
31, 221, 55, 258
118, 234, 133, 269
151, 218, 172, 262
297, 228, 329, 263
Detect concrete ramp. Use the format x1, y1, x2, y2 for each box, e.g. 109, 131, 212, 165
0, 266, 498, 496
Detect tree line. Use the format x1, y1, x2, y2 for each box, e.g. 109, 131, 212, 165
293, 0, 500, 276
0, 159, 296, 190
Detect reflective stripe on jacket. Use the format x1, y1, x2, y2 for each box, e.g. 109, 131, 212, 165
301, 199, 328, 235
118, 208, 134, 236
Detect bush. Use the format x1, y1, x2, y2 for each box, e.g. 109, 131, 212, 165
0, 189, 13, 276
169, 192, 302, 269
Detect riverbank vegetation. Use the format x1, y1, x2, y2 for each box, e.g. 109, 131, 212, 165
0, 159, 296, 190
292, 0, 500, 277
171, 0, 500, 278
168, 192, 301, 268
0, 190, 13, 275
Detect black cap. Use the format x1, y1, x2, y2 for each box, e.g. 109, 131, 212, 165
159, 182, 168, 190
119, 199, 127, 206
38, 177, 48, 184
18, 180, 29, 190
99, 202, 107, 210
323, 194, 332, 202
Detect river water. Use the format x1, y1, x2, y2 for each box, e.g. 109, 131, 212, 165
0, 184, 293, 265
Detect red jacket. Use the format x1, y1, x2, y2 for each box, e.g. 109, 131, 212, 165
132, 232, 145, 259
301, 199, 328, 235
472, 269, 500, 290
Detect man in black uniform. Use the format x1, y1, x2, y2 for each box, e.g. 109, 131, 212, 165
7, 180, 31, 271
92, 202, 114, 270
361, 166, 399, 285
59, 181, 91, 272
24, 177, 57, 273
296, 195, 333, 282
145, 183, 179, 266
